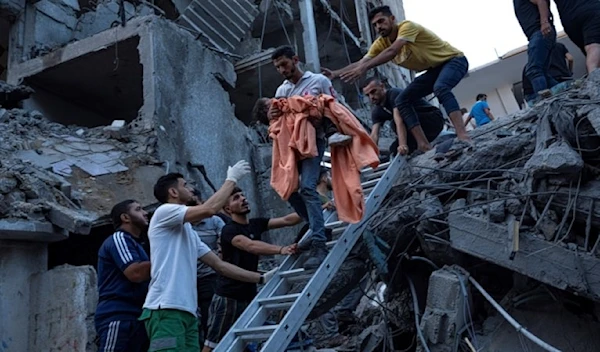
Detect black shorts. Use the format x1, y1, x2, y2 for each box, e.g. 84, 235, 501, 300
562, 4, 600, 53
204, 294, 250, 349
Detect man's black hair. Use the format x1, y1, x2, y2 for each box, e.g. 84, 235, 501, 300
154, 173, 184, 204
368, 5, 394, 21
476, 93, 486, 101
362, 76, 382, 89
271, 45, 296, 61
252, 98, 271, 125
110, 199, 136, 229
231, 187, 243, 196
460, 108, 468, 114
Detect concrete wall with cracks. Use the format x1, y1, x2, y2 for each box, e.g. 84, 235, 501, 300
0, 240, 47, 352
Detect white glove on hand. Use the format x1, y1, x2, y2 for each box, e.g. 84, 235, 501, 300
259, 267, 279, 284
226, 160, 251, 183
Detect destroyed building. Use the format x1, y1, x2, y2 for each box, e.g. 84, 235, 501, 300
2, 0, 600, 351
0, 0, 409, 350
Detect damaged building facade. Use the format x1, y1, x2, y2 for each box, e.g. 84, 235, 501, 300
0, 0, 409, 350
4, 0, 600, 350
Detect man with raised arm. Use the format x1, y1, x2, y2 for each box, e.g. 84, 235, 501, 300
139, 161, 275, 351
323, 5, 471, 146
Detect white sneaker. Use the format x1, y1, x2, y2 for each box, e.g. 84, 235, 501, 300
328, 132, 352, 147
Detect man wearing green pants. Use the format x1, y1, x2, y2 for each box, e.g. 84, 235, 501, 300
140, 161, 275, 351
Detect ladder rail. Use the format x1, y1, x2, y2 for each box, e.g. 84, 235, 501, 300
214, 155, 405, 352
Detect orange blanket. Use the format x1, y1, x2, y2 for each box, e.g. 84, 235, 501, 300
269, 95, 380, 223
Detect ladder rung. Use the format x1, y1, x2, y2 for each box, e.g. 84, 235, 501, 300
361, 179, 379, 188
364, 169, 386, 181
262, 302, 296, 310
279, 268, 306, 278
239, 333, 272, 342
326, 220, 346, 229
258, 293, 301, 306
234, 325, 278, 336
362, 161, 390, 174
332, 225, 347, 235
326, 240, 337, 247
286, 273, 315, 283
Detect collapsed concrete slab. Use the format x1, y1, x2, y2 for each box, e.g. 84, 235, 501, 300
449, 204, 600, 301
0, 219, 67, 241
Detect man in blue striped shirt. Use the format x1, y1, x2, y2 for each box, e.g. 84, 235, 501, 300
95, 200, 151, 352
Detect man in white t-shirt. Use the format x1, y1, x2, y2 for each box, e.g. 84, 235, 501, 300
139, 160, 274, 351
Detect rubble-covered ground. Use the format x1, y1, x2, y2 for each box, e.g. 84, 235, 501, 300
0, 81, 163, 235
305, 71, 600, 351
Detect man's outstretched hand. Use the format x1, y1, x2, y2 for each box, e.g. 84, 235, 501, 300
226, 160, 251, 183
321, 67, 337, 80
340, 64, 366, 83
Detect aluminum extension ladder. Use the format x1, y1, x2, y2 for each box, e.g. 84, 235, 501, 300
214, 154, 405, 352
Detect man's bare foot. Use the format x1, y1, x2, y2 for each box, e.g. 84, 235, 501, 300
417, 143, 432, 153
456, 132, 472, 142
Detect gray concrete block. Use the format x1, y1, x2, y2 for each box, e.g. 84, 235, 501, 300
524, 140, 583, 179
0, 219, 68, 242
0, 240, 48, 352
35, 0, 77, 29
29, 264, 97, 352
449, 211, 600, 301
420, 267, 469, 351
47, 203, 97, 234
0, 176, 17, 193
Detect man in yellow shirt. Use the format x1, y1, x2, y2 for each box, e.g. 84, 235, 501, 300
324, 6, 471, 154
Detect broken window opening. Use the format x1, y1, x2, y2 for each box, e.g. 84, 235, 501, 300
0, 18, 9, 81
48, 223, 150, 269
23, 36, 143, 128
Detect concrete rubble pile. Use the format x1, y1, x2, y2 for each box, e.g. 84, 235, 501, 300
308, 71, 600, 351
0, 80, 160, 235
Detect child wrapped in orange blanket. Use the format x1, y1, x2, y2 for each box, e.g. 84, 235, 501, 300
253, 94, 379, 224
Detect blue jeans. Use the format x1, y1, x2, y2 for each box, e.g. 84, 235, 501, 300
288, 137, 326, 243
526, 29, 559, 93
394, 56, 468, 123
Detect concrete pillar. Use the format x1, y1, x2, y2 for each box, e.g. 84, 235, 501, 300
497, 85, 520, 116
29, 265, 98, 352
419, 266, 470, 352
298, 0, 320, 72
355, 0, 372, 45
0, 240, 47, 352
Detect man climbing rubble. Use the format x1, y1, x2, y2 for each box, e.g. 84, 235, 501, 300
514, 0, 558, 101
323, 5, 471, 146
554, 0, 600, 73
252, 95, 379, 269
202, 187, 301, 351
265, 46, 356, 270
363, 76, 444, 156
140, 163, 276, 351
95, 200, 151, 352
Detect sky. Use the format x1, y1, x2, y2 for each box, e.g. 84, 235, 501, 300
402, 0, 564, 69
